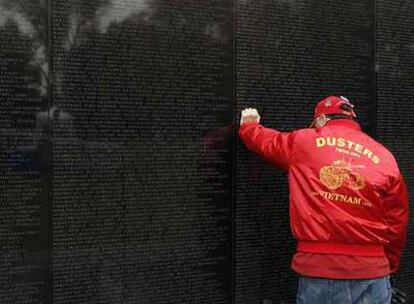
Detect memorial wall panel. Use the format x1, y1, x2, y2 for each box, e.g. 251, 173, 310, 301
0, 0, 412, 303
376, 0, 414, 300
0, 1, 51, 303
236, 0, 375, 302
51, 0, 233, 303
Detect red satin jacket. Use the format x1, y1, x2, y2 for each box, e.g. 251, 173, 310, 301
239, 119, 409, 279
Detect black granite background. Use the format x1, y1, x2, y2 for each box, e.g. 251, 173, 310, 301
0, 0, 51, 302
50, 0, 233, 303
0, 0, 412, 303
376, 0, 414, 301
236, 1, 375, 302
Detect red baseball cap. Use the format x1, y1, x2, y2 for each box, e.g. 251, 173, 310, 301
309, 96, 356, 128
313, 95, 356, 119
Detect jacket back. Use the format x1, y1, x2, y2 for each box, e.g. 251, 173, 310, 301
238, 119, 409, 275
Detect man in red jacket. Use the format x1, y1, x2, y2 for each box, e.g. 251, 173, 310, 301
238, 96, 409, 304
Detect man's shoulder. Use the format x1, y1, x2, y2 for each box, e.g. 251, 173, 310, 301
292, 127, 317, 136
358, 131, 394, 154
356, 131, 399, 168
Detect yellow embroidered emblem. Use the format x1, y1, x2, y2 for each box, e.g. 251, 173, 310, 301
319, 160, 365, 190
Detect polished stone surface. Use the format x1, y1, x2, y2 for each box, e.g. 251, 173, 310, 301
0, 0, 51, 302
236, 0, 375, 302
51, 1, 233, 303
0, 0, 413, 303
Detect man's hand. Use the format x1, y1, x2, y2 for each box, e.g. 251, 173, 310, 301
240, 108, 260, 126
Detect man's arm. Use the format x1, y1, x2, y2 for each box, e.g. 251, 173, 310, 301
382, 172, 409, 273
238, 121, 297, 170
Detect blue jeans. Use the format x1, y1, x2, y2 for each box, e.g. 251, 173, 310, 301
296, 275, 392, 304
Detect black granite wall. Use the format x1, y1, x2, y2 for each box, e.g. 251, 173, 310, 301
0, 1, 51, 302
376, 0, 414, 301
235, 0, 375, 302
0, 0, 412, 303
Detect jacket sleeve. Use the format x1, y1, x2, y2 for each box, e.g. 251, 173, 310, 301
382, 172, 409, 273
238, 122, 297, 170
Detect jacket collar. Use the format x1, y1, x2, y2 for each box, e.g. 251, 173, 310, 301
325, 119, 361, 131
